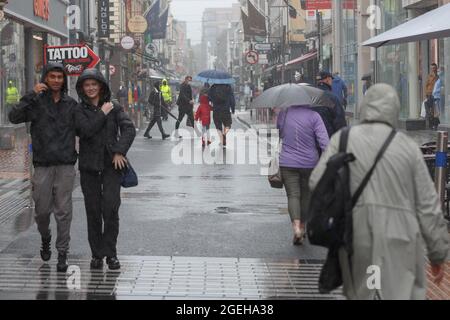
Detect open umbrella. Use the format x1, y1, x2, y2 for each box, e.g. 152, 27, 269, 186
195, 70, 235, 85
250, 83, 334, 109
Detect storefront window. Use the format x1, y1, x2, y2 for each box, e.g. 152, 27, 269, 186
439, 37, 449, 124
0, 20, 25, 125
340, 0, 358, 113
377, 0, 409, 119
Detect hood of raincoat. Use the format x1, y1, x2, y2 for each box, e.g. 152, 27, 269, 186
162, 79, 168, 86
76, 68, 111, 105
360, 83, 400, 128
41, 62, 69, 93
199, 95, 209, 105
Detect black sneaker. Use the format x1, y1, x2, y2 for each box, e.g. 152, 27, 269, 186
90, 257, 104, 270
144, 133, 152, 139
57, 252, 68, 272
106, 257, 121, 270
162, 134, 170, 140
40, 236, 51, 262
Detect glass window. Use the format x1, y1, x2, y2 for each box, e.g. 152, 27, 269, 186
0, 20, 25, 125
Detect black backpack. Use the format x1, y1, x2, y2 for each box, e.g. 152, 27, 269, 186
307, 127, 397, 250
214, 85, 229, 105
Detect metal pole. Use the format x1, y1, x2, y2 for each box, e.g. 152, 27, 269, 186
435, 131, 448, 210
281, 25, 286, 84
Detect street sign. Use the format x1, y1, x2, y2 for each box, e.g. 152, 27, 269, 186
128, 15, 148, 33
258, 54, 268, 65
44, 44, 100, 76
121, 36, 135, 50
254, 43, 272, 51
245, 51, 259, 65
145, 43, 157, 56
110, 65, 116, 76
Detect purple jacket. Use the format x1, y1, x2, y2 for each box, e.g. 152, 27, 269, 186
277, 107, 330, 169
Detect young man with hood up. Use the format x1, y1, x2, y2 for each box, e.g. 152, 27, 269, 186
75, 68, 136, 270
9, 62, 78, 272
160, 79, 172, 121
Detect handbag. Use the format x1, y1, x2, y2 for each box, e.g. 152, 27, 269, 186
268, 109, 289, 189
121, 160, 138, 188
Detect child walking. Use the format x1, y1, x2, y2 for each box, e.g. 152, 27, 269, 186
195, 95, 213, 147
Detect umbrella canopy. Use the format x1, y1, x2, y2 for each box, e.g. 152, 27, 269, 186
250, 83, 334, 109
195, 70, 235, 85
362, 3, 450, 48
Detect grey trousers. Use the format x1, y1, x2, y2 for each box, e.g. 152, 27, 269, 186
280, 167, 313, 223
32, 165, 76, 254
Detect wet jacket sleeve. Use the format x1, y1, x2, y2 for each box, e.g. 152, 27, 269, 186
110, 106, 136, 156
413, 146, 450, 265
75, 105, 107, 139
8, 91, 38, 124
309, 130, 340, 191
313, 113, 330, 151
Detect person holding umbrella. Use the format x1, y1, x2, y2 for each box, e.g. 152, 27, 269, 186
251, 84, 330, 245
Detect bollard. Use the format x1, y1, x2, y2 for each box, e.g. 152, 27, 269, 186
435, 131, 448, 210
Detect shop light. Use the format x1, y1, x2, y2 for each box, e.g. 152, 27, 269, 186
33, 35, 43, 41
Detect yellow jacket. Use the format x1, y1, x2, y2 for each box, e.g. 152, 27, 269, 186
160, 79, 172, 103
6, 86, 20, 104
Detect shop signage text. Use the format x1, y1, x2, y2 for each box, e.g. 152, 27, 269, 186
45, 44, 100, 76
34, 0, 50, 21
98, 0, 110, 38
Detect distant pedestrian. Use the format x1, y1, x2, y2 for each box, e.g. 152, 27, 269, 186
195, 94, 213, 147
144, 81, 170, 140
175, 76, 195, 138
208, 84, 236, 147
8, 62, 77, 272
310, 84, 449, 300
316, 71, 347, 136
362, 74, 372, 95
425, 63, 439, 129
278, 106, 330, 246
75, 68, 136, 270
332, 72, 348, 109
160, 79, 172, 121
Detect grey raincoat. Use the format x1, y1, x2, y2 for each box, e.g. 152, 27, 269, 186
310, 84, 449, 300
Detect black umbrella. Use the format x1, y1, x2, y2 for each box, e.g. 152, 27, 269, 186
250, 83, 334, 109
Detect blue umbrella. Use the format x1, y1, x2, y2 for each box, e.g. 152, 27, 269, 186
195, 69, 235, 85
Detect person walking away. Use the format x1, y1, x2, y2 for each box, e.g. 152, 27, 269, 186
425, 63, 439, 129
144, 81, 170, 140
195, 94, 213, 147
278, 106, 330, 245
332, 72, 348, 110
309, 84, 449, 300
8, 63, 78, 272
75, 68, 136, 270
160, 79, 172, 121
209, 84, 236, 147
316, 71, 347, 137
175, 76, 195, 138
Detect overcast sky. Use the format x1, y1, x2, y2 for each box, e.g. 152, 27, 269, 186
170, 0, 239, 45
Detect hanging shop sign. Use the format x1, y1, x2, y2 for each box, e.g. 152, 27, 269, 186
98, 0, 110, 38
44, 44, 100, 76
121, 36, 135, 50
128, 15, 148, 34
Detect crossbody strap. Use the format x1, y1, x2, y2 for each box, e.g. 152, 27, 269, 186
351, 128, 397, 207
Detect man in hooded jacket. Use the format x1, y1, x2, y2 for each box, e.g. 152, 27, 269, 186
310, 83, 449, 300
9, 62, 78, 272
160, 79, 172, 121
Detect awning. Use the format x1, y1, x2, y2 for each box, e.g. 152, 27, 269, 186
363, 3, 450, 48
276, 51, 317, 70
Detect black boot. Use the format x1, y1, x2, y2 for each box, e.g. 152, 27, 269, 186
40, 236, 51, 262
90, 256, 104, 270
57, 252, 68, 272
162, 134, 170, 140
144, 131, 152, 139
106, 256, 121, 270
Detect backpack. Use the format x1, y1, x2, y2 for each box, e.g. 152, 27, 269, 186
214, 85, 229, 105
307, 127, 397, 250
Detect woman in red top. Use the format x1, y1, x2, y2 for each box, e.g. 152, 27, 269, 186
195, 95, 213, 147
